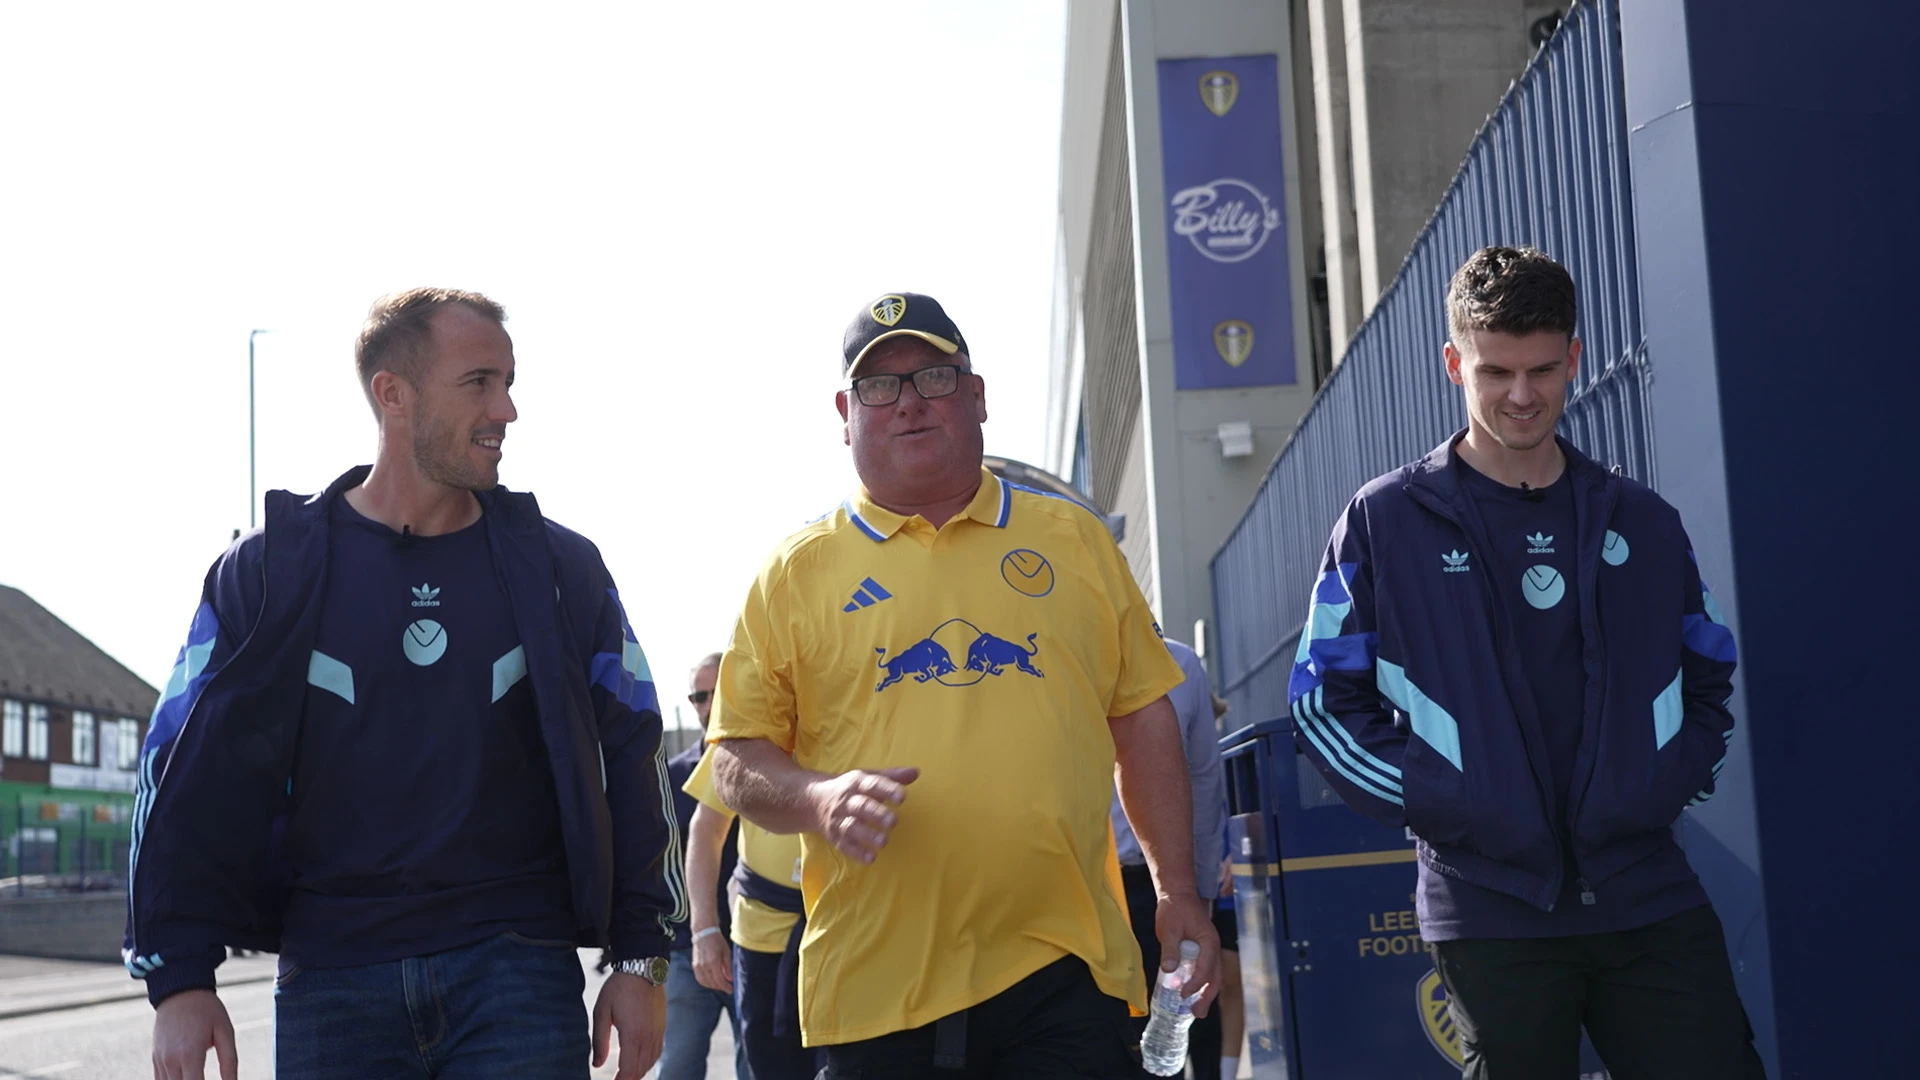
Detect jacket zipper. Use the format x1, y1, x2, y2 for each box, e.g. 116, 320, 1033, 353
1405, 477, 1568, 909
1563, 470, 1621, 901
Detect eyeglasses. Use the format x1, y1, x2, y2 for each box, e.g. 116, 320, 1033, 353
687, 690, 713, 705
848, 364, 969, 407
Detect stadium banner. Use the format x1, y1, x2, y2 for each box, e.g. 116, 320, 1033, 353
1158, 53, 1297, 389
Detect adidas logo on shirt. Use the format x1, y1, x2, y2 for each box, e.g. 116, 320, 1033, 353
411, 583, 442, 608
842, 577, 894, 613
1526, 533, 1556, 554
1441, 550, 1471, 573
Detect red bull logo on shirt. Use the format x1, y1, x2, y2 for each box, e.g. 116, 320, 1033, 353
875, 619, 1045, 692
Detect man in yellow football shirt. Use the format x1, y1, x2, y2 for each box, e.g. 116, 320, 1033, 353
708, 292, 1221, 1078
684, 747, 824, 1080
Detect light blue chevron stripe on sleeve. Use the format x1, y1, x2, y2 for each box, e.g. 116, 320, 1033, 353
131, 602, 225, 902
622, 638, 652, 683
491, 646, 527, 703
1652, 670, 1683, 750
1292, 696, 1402, 806
1289, 563, 1369, 700
307, 651, 355, 704
590, 653, 661, 714
1296, 564, 1359, 652
148, 603, 220, 749
590, 588, 661, 715
129, 602, 228, 978
1293, 598, 1352, 664
1376, 659, 1463, 772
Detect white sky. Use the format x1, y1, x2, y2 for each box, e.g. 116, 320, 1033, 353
0, 1, 1068, 728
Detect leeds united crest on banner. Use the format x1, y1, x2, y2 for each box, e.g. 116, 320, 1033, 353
1213, 320, 1254, 367
1199, 70, 1238, 116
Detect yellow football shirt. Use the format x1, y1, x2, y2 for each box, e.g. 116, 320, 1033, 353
710, 469, 1184, 1046
683, 746, 803, 954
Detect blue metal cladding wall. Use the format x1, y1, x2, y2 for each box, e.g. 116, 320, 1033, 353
1211, 0, 1647, 722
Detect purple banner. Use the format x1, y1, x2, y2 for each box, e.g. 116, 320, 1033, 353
1158, 54, 1296, 389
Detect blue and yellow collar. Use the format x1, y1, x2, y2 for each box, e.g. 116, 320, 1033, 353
845, 468, 1011, 541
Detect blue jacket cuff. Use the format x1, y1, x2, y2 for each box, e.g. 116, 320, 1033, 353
143, 956, 221, 1007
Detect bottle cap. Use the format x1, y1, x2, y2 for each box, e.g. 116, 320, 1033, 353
1178, 940, 1201, 960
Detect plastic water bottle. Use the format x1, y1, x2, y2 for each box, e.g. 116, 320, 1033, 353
1140, 939, 1201, 1076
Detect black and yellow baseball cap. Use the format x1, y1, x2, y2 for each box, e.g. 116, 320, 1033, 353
842, 292, 970, 377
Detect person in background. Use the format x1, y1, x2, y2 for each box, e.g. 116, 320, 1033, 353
1197, 805, 1245, 1080
1113, 650, 1225, 1079
662, 653, 748, 1080
684, 746, 821, 1080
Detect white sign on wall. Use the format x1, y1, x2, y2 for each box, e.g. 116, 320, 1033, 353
49, 763, 137, 794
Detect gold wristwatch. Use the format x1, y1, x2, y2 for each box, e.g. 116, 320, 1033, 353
612, 956, 670, 985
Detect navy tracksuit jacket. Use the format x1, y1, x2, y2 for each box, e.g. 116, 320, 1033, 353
1289, 435, 1736, 914
123, 466, 684, 1002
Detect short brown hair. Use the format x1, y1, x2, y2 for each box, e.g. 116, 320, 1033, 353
354, 288, 507, 411
1446, 246, 1576, 343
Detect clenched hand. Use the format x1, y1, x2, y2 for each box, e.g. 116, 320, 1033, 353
807, 767, 919, 863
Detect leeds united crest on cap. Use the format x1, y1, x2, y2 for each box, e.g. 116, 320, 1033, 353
871, 295, 907, 327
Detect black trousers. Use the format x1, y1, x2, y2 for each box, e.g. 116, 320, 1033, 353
820, 956, 1140, 1079
1121, 863, 1219, 1080
737, 944, 824, 1080
1430, 904, 1766, 1080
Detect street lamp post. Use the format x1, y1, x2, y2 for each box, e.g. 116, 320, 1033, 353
249, 329, 270, 530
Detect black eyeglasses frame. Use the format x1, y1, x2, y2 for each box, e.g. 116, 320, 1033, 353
847, 364, 971, 408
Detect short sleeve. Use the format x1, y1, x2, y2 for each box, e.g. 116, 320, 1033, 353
1095, 527, 1185, 717
709, 560, 801, 751
682, 746, 737, 820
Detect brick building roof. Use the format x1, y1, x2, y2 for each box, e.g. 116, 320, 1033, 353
0, 585, 159, 717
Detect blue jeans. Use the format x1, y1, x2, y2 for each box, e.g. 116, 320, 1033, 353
275, 931, 588, 1079
661, 947, 748, 1080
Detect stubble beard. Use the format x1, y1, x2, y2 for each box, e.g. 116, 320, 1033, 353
413, 408, 495, 491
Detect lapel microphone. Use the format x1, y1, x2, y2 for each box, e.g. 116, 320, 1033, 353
1518, 483, 1545, 503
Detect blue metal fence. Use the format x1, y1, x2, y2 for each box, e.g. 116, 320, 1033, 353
1210, 0, 1648, 723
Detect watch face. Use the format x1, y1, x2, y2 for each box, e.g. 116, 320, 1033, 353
622, 956, 669, 983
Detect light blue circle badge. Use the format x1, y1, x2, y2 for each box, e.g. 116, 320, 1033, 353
1522, 566, 1566, 610
1602, 530, 1630, 566
404, 620, 448, 666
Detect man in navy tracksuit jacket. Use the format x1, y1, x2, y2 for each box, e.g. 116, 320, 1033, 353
1291, 248, 1762, 1078
129, 289, 684, 1080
